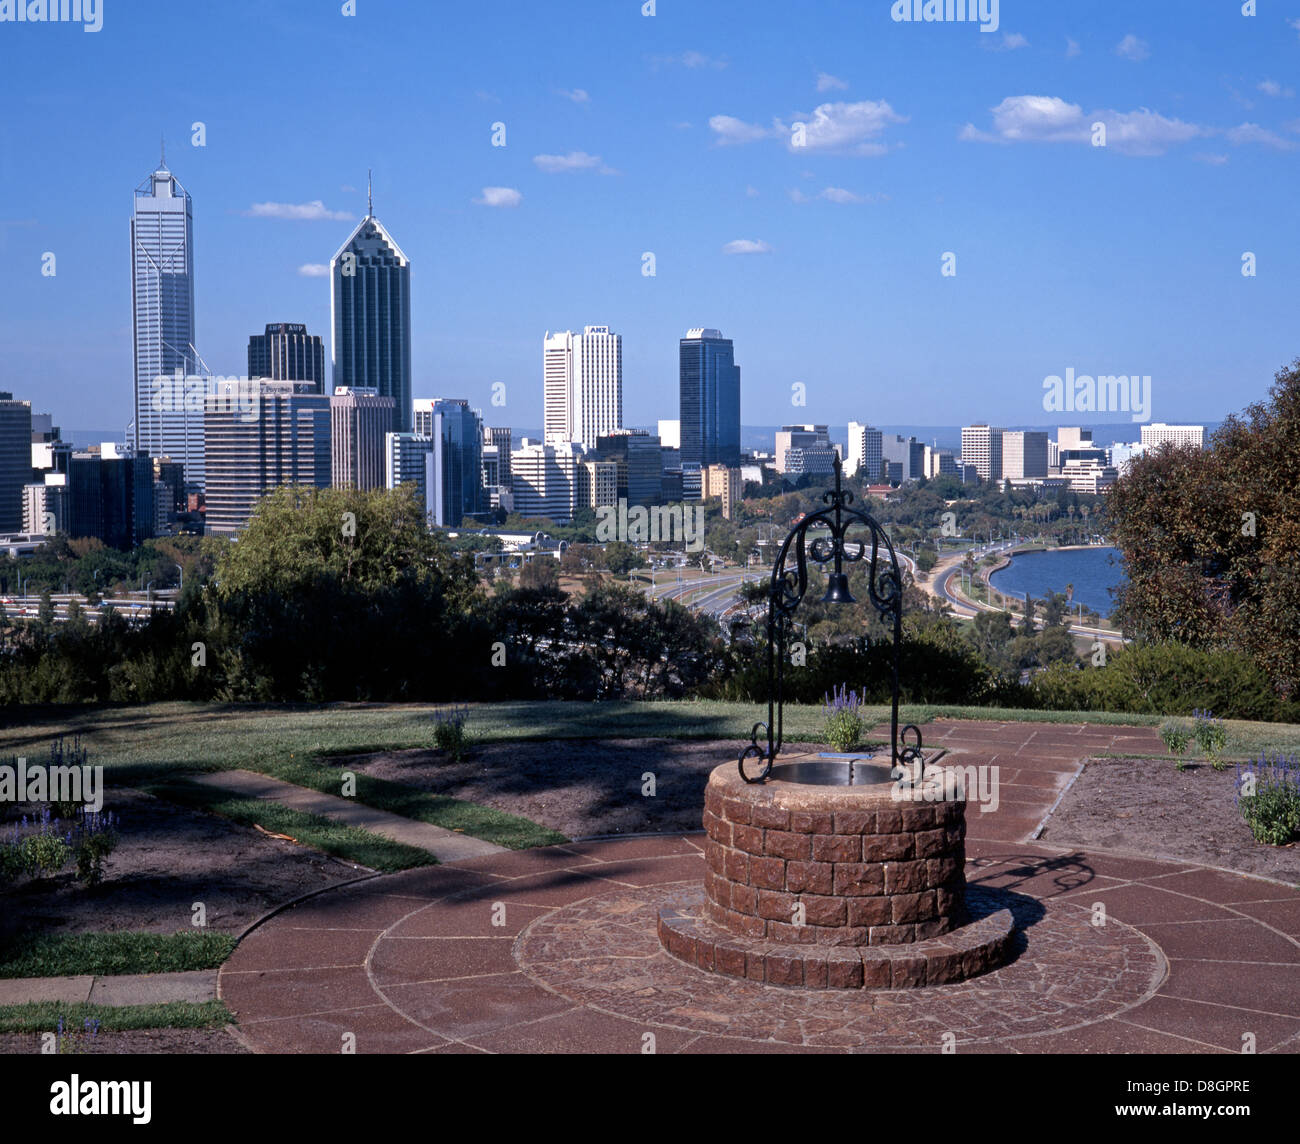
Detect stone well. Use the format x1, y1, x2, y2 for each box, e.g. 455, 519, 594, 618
657, 759, 1015, 989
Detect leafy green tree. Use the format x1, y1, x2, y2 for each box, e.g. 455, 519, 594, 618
603, 542, 642, 577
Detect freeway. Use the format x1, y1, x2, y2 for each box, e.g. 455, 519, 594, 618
1, 593, 177, 626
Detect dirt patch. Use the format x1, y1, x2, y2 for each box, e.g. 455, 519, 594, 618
1, 787, 368, 944
334, 738, 855, 840
1041, 757, 1300, 885
0, 1028, 247, 1055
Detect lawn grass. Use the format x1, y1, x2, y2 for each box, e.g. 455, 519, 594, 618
140, 778, 439, 872
0, 1000, 232, 1034
0, 930, 236, 979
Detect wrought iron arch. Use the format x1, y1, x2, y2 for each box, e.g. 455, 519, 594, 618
739, 455, 923, 783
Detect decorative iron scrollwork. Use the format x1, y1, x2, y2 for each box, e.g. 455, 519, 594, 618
739, 455, 923, 783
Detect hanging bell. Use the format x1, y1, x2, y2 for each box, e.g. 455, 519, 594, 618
822, 572, 855, 605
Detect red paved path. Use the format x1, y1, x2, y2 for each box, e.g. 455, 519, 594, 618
219, 722, 1300, 1054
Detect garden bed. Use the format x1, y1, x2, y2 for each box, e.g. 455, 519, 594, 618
0, 786, 367, 947
1041, 757, 1300, 884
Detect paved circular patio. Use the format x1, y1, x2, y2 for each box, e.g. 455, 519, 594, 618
219, 834, 1300, 1053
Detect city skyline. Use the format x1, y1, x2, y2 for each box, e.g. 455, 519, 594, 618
2, 1, 1294, 438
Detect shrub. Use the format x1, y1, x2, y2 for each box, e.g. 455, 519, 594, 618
1193, 709, 1228, 770
1235, 754, 1300, 846
823, 685, 866, 752
432, 705, 471, 762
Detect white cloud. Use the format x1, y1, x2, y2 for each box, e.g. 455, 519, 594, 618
792, 186, 877, 205
744, 185, 760, 197
961, 95, 1201, 155
1115, 34, 1150, 62
723, 239, 771, 255
558, 88, 590, 104
784, 100, 907, 154
298, 264, 329, 277
1257, 79, 1295, 99
709, 114, 778, 144
651, 50, 726, 70
340, 184, 358, 193
532, 151, 617, 174
475, 187, 523, 207
1225, 122, 1296, 149
1192, 153, 1229, 166
1290, 18, 1300, 40
986, 32, 1029, 51
1065, 38, 1081, 58
244, 200, 354, 221
817, 72, 848, 92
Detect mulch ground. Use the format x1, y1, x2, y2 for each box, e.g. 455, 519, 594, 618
1, 787, 366, 944
334, 737, 851, 840
1042, 757, 1300, 885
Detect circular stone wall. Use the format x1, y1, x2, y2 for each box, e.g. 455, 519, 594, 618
659, 760, 1014, 989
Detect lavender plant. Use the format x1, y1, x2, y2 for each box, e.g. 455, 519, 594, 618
822, 685, 866, 752
432, 704, 471, 762
1235, 753, 1300, 846
1193, 709, 1228, 770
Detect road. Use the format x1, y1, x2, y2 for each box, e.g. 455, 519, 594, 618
1, 593, 177, 625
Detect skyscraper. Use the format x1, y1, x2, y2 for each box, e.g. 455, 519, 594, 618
132, 156, 201, 484
1001, 431, 1049, 479
426, 399, 484, 528
248, 324, 326, 391
330, 184, 412, 431
961, 425, 1004, 483
0, 393, 33, 533
330, 387, 395, 490
679, 328, 740, 468
846, 422, 884, 482
543, 326, 623, 448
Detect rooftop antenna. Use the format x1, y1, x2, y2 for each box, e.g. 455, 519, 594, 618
160, 134, 166, 169
367, 169, 373, 216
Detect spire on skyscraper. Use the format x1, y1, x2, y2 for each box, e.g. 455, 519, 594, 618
367, 169, 373, 217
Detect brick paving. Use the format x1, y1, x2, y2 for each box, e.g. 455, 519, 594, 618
218, 722, 1300, 1054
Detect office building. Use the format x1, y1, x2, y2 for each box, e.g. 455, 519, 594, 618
330, 387, 395, 490
511, 441, 586, 524
595, 430, 662, 507
581, 460, 619, 510
1001, 431, 1050, 480
425, 399, 485, 528
1061, 459, 1119, 495
882, 434, 925, 483
960, 425, 1004, 483
66, 446, 155, 548
847, 422, 884, 482
923, 446, 959, 479
703, 464, 743, 520
775, 425, 836, 477
657, 419, 681, 451
484, 426, 511, 484
330, 190, 412, 431
0, 393, 32, 533
132, 157, 203, 486
248, 323, 326, 391
679, 328, 741, 468
1141, 423, 1206, 451
23, 476, 67, 536
543, 326, 623, 448
203, 381, 331, 536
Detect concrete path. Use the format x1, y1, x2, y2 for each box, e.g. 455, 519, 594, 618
0, 970, 217, 1007
188, 770, 507, 862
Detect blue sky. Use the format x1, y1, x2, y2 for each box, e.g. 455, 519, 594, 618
1, 0, 1297, 437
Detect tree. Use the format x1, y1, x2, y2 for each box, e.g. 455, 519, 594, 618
603, 542, 642, 578
1109, 357, 1300, 697
519, 557, 560, 591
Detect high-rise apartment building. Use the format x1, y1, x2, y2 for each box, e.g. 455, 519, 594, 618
1141, 423, 1206, 451
0, 393, 33, 533
703, 464, 744, 520
846, 422, 884, 482
960, 425, 1004, 483
330, 194, 412, 431
543, 326, 623, 448
679, 329, 740, 468
1001, 431, 1049, 479
511, 441, 587, 524
203, 381, 331, 536
330, 387, 395, 490
132, 159, 202, 485
248, 324, 326, 391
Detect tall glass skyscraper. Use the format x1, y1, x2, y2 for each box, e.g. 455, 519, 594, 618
330, 198, 412, 432
132, 159, 200, 484
248, 323, 325, 391
679, 328, 740, 468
